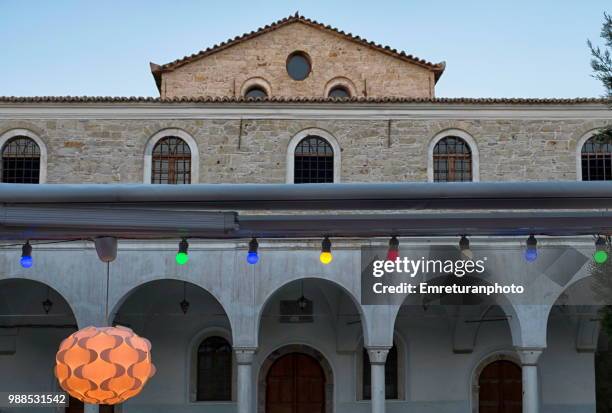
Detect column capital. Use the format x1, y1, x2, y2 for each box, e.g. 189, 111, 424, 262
367, 347, 390, 365
516, 347, 544, 366
234, 347, 257, 364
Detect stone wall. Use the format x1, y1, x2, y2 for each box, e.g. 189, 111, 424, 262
0, 115, 609, 184
160, 22, 435, 99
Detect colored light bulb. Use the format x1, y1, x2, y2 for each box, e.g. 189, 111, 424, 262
387, 249, 399, 261
247, 251, 259, 264
20, 255, 33, 268
524, 248, 538, 262
594, 249, 608, 264
524, 235, 537, 262
320, 251, 333, 265
387, 236, 399, 261
176, 252, 189, 265
320, 237, 333, 265
20, 242, 33, 268
247, 238, 259, 264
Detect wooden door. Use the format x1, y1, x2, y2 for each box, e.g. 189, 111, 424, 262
479, 360, 522, 413
266, 353, 325, 413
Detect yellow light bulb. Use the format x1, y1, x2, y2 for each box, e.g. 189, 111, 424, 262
320, 251, 333, 264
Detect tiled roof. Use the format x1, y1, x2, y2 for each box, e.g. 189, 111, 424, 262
149, 13, 447, 90
0, 96, 607, 104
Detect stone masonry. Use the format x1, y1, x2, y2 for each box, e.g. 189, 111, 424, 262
0, 113, 610, 184
159, 21, 436, 99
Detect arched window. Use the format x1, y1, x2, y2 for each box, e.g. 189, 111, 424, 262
151, 136, 191, 184
197, 336, 232, 401
1, 136, 41, 183
581, 132, 612, 181
362, 343, 398, 400
328, 86, 350, 98
294, 136, 334, 184
433, 136, 472, 182
244, 85, 268, 99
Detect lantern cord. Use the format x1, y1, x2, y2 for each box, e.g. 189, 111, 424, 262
105, 261, 110, 323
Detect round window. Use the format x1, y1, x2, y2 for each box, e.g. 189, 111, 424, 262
245, 85, 268, 98
286, 52, 311, 81
328, 86, 350, 98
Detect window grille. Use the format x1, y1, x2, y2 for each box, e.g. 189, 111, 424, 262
151, 137, 191, 184
197, 336, 232, 401
1, 137, 41, 183
433, 136, 472, 182
581, 133, 612, 181
294, 136, 334, 184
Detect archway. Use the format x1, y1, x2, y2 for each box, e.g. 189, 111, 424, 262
257, 277, 363, 413
259, 344, 333, 413
544, 271, 609, 413
112, 279, 233, 408
0, 278, 78, 412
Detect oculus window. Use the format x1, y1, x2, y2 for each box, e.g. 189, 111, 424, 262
287, 52, 311, 81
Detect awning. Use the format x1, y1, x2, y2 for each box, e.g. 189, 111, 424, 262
1, 182, 611, 239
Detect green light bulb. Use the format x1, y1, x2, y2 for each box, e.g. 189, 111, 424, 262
176, 252, 189, 265
594, 249, 608, 265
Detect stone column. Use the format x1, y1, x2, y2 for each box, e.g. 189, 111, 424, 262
517, 348, 543, 413
367, 347, 390, 413
236, 348, 257, 413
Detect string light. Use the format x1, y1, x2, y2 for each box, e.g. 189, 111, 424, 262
524, 235, 538, 262
179, 281, 190, 315
387, 236, 399, 261
297, 280, 308, 310
459, 235, 472, 258
247, 238, 259, 264
320, 236, 333, 265
176, 238, 189, 265
20, 241, 33, 268
594, 236, 609, 264
42, 287, 53, 315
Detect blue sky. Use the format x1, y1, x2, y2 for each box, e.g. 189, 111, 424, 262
0, 0, 610, 98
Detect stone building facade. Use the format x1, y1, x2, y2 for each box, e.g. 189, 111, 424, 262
0, 105, 610, 184
0, 13, 611, 413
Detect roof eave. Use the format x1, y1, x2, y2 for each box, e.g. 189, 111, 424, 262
155, 14, 444, 75
150, 62, 163, 93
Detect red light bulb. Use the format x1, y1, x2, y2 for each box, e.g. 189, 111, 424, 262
387, 248, 399, 261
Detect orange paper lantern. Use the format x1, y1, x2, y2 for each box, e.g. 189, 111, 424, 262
55, 325, 156, 405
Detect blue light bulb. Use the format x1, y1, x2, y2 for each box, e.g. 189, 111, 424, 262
20, 255, 33, 268
247, 251, 259, 265
524, 248, 538, 262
